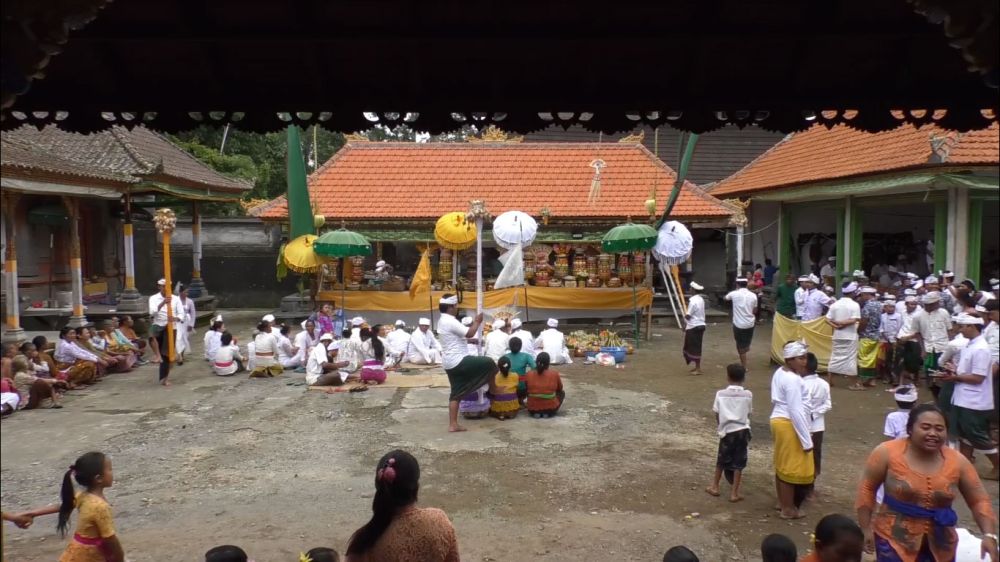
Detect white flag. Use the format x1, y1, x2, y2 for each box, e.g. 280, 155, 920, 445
494, 244, 525, 289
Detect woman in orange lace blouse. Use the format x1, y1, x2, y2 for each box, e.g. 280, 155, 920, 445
346, 450, 459, 562
855, 404, 997, 562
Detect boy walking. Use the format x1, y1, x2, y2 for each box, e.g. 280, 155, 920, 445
801, 352, 831, 498
707, 364, 753, 502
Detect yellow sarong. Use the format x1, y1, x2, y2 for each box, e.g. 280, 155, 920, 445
858, 338, 879, 369
770, 417, 814, 485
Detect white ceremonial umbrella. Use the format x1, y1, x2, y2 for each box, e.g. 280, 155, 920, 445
492, 210, 538, 250
652, 220, 694, 265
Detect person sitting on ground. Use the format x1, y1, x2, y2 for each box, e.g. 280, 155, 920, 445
29, 336, 65, 380
79, 327, 131, 373
503, 337, 536, 405
384, 320, 410, 368
350, 316, 366, 341
407, 318, 443, 365
249, 321, 283, 378
276, 324, 301, 370
20, 342, 57, 381
89, 326, 136, 371
103, 319, 146, 365
11, 355, 63, 409
359, 326, 388, 384
525, 352, 565, 419
294, 319, 320, 367
339, 328, 364, 373
761, 533, 797, 562
204, 544, 249, 562
53, 327, 103, 386
800, 514, 864, 562
306, 336, 356, 387
534, 318, 573, 365
212, 332, 245, 377
204, 316, 225, 362
706, 363, 752, 503
663, 545, 699, 562
1, 342, 17, 381
304, 546, 340, 562
508, 318, 535, 357
345, 450, 459, 562
116, 316, 148, 360
489, 356, 520, 420
483, 318, 509, 361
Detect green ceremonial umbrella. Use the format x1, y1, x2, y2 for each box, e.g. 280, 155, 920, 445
601, 221, 658, 348
314, 228, 373, 316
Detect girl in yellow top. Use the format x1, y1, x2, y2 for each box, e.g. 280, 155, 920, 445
489, 357, 520, 420
17, 452, 125, 562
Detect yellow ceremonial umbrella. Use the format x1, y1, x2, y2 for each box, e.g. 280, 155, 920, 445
282, 234, 325, 273
434, 212, 477, 250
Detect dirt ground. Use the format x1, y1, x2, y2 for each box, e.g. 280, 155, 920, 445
2, 311, 997, 561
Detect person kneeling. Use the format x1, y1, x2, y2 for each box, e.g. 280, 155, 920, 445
526, 352, 565, 418
306, 334, 355, 387
212, 332, 245, 376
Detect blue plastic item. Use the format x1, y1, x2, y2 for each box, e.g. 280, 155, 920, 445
600, 346, 627, 363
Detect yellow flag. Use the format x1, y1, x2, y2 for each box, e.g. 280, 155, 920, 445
409, 248, 431, 299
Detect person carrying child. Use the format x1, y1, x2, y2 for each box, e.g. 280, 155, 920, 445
706, 364, 752, 502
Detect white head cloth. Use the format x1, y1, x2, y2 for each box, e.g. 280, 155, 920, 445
547, 318, 559, 328
783, 341, 808, 359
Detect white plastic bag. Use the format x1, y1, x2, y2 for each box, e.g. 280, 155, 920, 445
595, 353, 617, 367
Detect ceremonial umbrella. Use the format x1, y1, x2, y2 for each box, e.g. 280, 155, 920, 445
313, 227, 373, 316
601, 220, 658, 348
492, 210, 538, 250
281, 234, 324, 274
434, 212, 477, 250
652, 220, 693, 265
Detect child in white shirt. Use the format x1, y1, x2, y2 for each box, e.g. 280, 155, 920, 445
801, 353, 832, 494
706, 364, 753, 503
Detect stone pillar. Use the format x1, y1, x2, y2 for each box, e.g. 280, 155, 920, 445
116, 195, 145, 312
842, 196, 854, 278
187, 203, 207, 298
946, 187, 970, 280
967, 199, 983, 284
735, 225, 745, 277
777, 203, 791, 275
2, 193, 25, 343
934, 203, 948, 274
63, 197, 88, 328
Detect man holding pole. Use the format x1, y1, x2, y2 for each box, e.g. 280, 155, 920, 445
148, 278, 185, 386
437, 294, 497, 433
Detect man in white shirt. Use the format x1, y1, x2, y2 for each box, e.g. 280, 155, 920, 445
802, 274, 831, 321
894, 296, 923, 387
879, 299, 903, 385
940, 313, 999, 480
483, 318, 510, 361
293, 319, 320, 366
684, 281, 707, 375
825, 282, 861, 383
407, 318, 443, 365
794, 276, 810, 319
910, 292, 953, 390
305, 335, 355, 386
724, 277, 758, 370
509, 318, 535, 357
770, 341, 814, 519
386, 320, 411, 366
350, 317, 365, 341
819, 256, 837, 284
534, 318, 573, 365
436, 294, 492, 433
148, 278, 185, 385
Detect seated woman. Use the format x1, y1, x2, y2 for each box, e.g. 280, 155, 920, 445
19, 343, 54, 379
458, 384, 490, 419
525, 352, 565, 419
204, 317, 225, 362
104, 319, 146, 365
212, 332, 245, 376
11, 355, 63, 409
116, 316, 148, 357
503, 337, 536, 406
345, 450, 459, 562
52, 327, 101, 386
249, 321, 283, 378
79, 327, 132, 373
359, 326, 388, 385
489, 356, 519, 420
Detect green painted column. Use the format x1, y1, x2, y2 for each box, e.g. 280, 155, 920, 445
934, 204, 948, 274
967, 200, 983, 284
778, 203, 792, 275
850, 205, 863, 273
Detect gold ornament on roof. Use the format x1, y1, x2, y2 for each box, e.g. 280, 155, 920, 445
618, 130, 645, 144
722, 198, 750, 227
466, 199, 492, 222
153, 208, 177, 234
467, 125, 524, 143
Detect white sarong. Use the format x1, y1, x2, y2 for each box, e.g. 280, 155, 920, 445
828, 338, 858, 376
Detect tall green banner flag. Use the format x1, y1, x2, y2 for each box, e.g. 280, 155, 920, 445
286, 125, 314, 239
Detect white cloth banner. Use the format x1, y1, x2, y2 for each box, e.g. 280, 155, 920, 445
494, 244, 525, 289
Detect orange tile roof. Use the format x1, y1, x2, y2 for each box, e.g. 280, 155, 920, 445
257, 142, 732, 221
710, 123, 999, 197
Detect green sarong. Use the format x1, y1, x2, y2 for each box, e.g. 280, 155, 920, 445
446, 356, 499, 401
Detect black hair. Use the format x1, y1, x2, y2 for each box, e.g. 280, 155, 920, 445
346, 450, 421, 556
342, 328, 353, 339
204, 545, 248, 562
59, 326, 74, 340
439, 293, 457, 314
211, 320, 224, 331
256, 321, 270, 333
32, 335, 48, 350
760, 533, 797, 562
736, 279, 748, 287
755, 263, 762, 269
535, 352, 551, 375
895, 400, 916, 410
508, 336, 522, 354
19, 341, 35, 354
958, 292, 976, 308
221, 332, 234, 346
765, 258, 773, 265
58, 451, 107, 536
280, 324, 291, 336
906, 403, 947, 435
813, 513, 863, 551
305, 547, 340, 562
985, 299, 999, 312
663, 546, 699, 562
369, 325, 385, 362
497, 356, 513, 377
805, 352, 819, 374
726, 363, 746, 383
